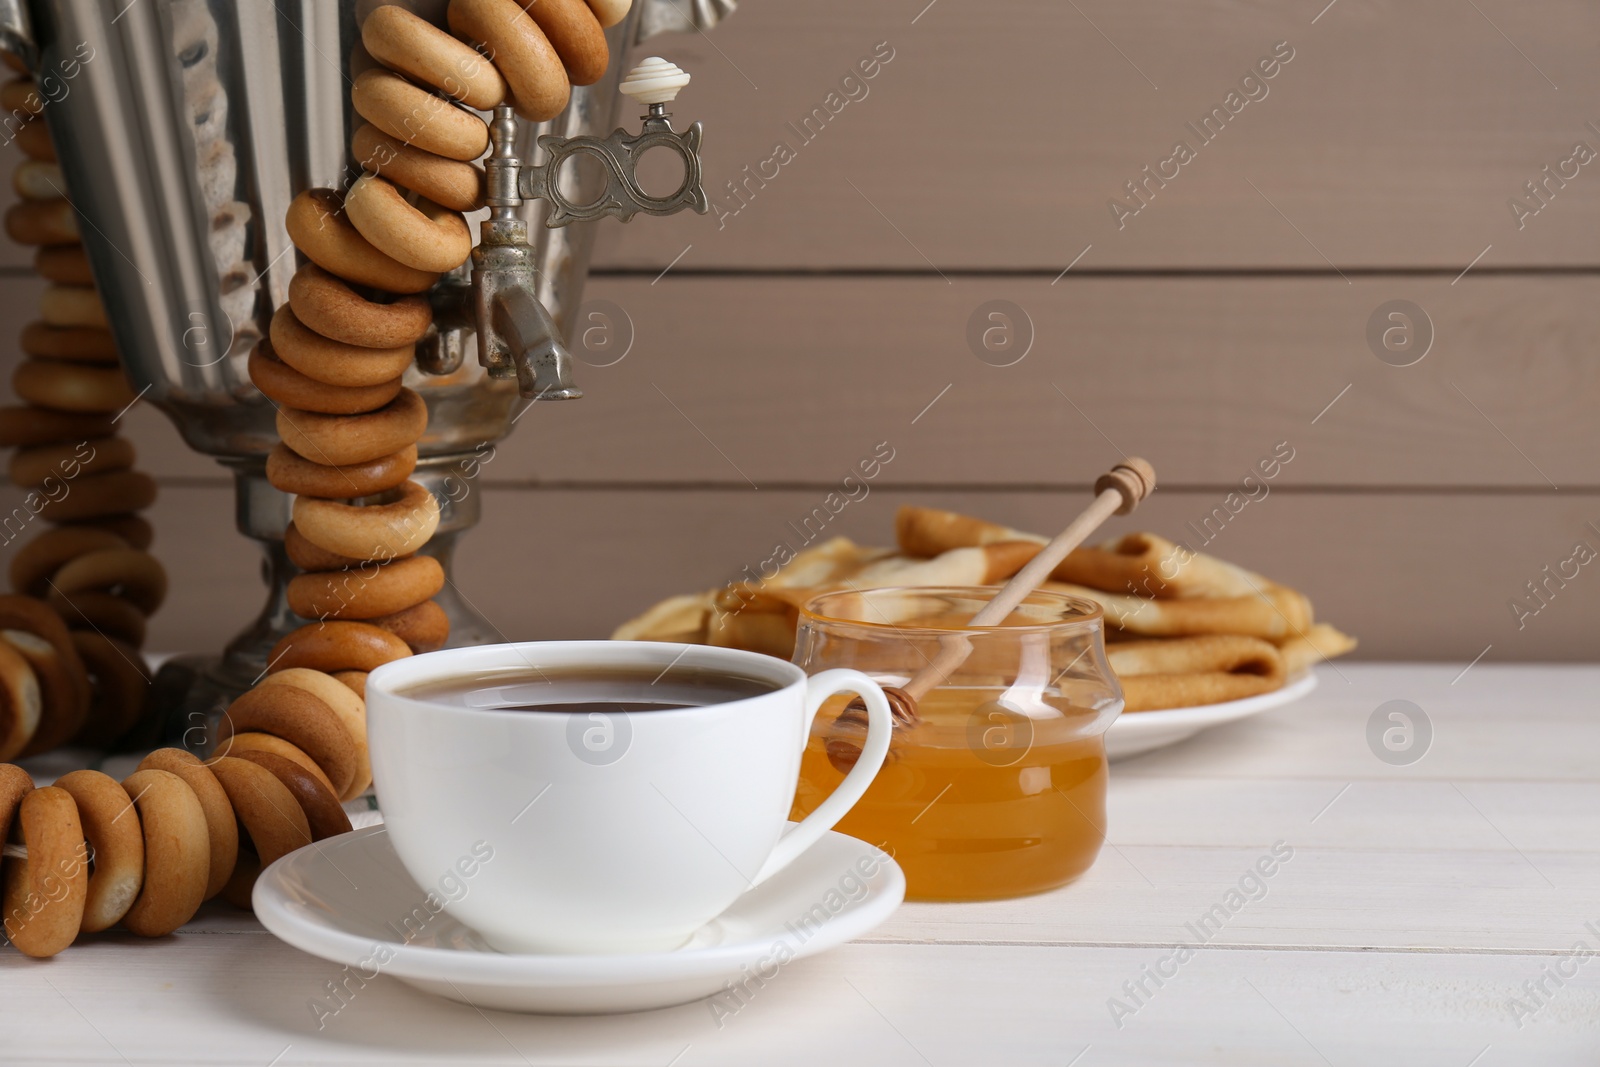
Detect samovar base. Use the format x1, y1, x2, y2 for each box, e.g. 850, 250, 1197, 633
146, 454, 493, 752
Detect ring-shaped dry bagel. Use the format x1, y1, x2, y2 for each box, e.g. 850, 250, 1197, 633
0, 766, 36, 943
52, 770, 143, 932
12, 359, 136, 414
47, 591, 147, 649
350, 68, 488, 162
287, 263, 433, 349
34, 244, 92, 285
0, 75, 41, 113
18, 325, 117, 365
210, 732, 338, 798
0, 595, 90, 757
221, 855, 260, 910
18, 322, 118, 364
0, 764, 35, 917
269, 304, 415, 390
4, 68, 35, 98
70, 631, 149, 748
519, 0, 608, 85
49, 548, 167, 614
352, 124, 485, 214
13, 159, 63, 199
0, 405, 114, 448
258, 668, 371, 800
10, 526, 128, 596
285, 189, 439, 295
37, 470, 158, 524
11, 437, 134, 488
257, 670, 368, 780
1, 785, 86, 956
345, 175, 471, 273
234, 750, 353, 842
16, 119, 55, 161
448, 0, 570, 121
217, 685, 358, 800
0, 640, 42, 762
268, 621, 413, 677
292, 479, 441, 561
249, 342, 403, 415
205, 756, 312, 910
4, 197, 79, 246
6, 627, 87, 757
331, 671, 368, 699
65, 514, 154, 552
277, 389, 428, 468
0, 762, 31, 833
285, 522, 384, 573
269, 444, 417, 503
40, 285, 106, 329
287, 555, 444, 622
119, 768, 210, 935
136, 749, 238, 901
362, 4, 507, 109
368, 597, 450, 653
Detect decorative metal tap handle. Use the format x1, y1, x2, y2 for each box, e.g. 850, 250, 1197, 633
515, 58, 707, 227
469, 58, 707, 399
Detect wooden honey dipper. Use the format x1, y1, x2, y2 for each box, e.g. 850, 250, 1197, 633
825, 457, 1156, 772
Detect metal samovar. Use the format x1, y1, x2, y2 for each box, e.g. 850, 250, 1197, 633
0, 0, 728, 733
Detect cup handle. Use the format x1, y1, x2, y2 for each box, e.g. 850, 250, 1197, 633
749, 669, 892, 887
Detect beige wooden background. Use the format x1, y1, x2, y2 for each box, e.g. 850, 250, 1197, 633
3, 0, 1598, 662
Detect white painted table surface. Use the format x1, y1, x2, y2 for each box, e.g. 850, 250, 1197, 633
3, 663, 1598, 1066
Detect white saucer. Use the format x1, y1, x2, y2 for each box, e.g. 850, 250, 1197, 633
1105, 671, 1319, 760
253, 824, 904, 1014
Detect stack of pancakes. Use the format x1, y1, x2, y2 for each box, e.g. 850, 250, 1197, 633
613, 506, 1355, 712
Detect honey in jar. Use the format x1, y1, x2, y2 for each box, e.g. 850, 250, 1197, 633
789, 587, 1123, 901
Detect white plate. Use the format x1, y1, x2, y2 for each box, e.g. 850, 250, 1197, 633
254, 824, 904, 1015
1105, 672, 1319, 760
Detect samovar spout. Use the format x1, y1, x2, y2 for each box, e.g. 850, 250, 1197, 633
459, 104, 583, 402
489, 281, 583, 402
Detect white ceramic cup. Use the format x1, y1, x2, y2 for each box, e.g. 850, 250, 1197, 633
366, 641, 892, 954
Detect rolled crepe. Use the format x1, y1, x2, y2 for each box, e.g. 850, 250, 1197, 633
1043, 580, 1314, 641
1108, 634, 1285, 678
1118, 671, 1286, 712
895, 506, 1274, 598
1278, 623, 1358, 675
695, 537, 883, 655
707, 585, 809, 658
896, 506, 1043, 556
1058, 531, 1275, 599
765, 537, 895, 589
613, 538, 881, 644
705, 540, 1037, 656
1109, 635, 1288, 712
848, 543, 1035, 588
611, 592, 714, 643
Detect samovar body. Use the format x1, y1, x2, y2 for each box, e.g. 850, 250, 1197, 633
0, 0, 724, 733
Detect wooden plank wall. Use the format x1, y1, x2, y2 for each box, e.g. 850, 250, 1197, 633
3, 0, 1599, 662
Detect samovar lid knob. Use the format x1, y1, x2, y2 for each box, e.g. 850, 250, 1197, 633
619, 57, 690, 106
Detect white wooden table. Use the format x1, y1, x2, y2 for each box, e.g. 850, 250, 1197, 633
4, 663, 1598, 1066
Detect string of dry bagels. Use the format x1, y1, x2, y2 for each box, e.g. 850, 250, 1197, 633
263, 0, 625, 683
0, 74, 166, 759
2, 667, 375, 958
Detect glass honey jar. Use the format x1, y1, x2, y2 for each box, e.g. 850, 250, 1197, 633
790, 586, 1123, 901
